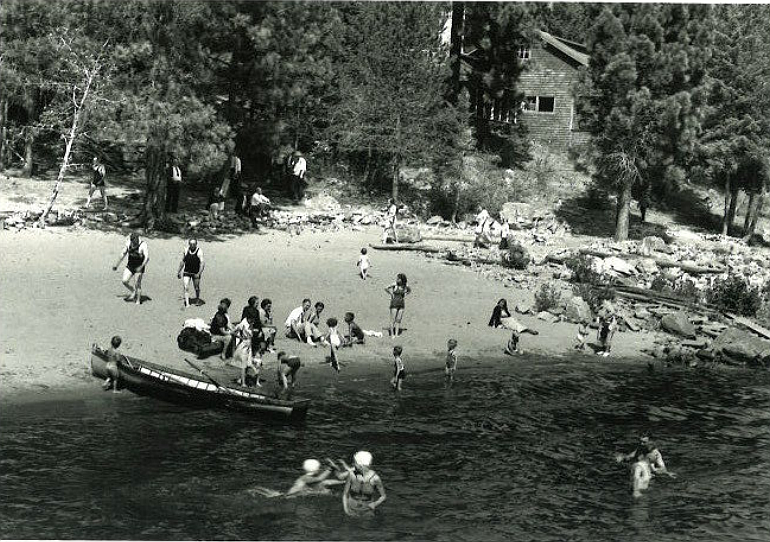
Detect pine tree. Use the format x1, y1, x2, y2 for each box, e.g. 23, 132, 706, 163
578, 5, 713, 241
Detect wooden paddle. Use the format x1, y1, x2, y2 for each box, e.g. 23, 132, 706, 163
184, 358, 236, 395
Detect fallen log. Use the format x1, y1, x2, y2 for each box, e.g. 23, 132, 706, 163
421, 234, 475, 243
613, 285, 721, 315
578, 248, 725, 275
369, 243, 443, 253
726, 314, 770, 341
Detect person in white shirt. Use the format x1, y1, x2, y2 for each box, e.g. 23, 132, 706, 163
229, 153, 244, 215
285, 298, 312, 342
290, 151, 307, 202
248, 187, 272, 225
165, 161, 183, 213
112, 232, 149, 305
357, 247, 371, 280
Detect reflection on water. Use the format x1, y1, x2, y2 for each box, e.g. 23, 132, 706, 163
1, 358, 769, 541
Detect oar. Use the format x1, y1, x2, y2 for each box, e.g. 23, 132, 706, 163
184, 358, 235, 395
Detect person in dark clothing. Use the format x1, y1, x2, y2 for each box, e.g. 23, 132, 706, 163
488, 298, 511, 328
86, 156, 108, 210
210, 298, 234, 360
343, 312, 366, 346
165, 160, 183, 213
241, 296, 264, 343
177, 239, 204, 307
113, 232, 149, 305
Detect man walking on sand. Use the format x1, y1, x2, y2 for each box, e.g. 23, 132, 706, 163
290, 151, 307, 202
85, 156, 108, 210
113, 232, 149, 305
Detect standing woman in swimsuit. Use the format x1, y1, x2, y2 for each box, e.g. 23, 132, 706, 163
342, 451, 386, 518
113, 232, 149, 305
385, 273, 411, 337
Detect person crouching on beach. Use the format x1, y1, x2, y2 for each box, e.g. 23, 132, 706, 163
357, 247, 371, 280
391, 346, 406, 391
277, 352, 302, 392
505, 329, 521, 356
445, 339, 458, 381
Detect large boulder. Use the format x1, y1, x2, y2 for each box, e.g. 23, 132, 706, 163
708, 327, 770, 366
636, 258, 659, 275
565, 296, 592, 323
660, 312, 697, 339
500, 202, 532, 223
640, 236, 667, 255
426, 215, 443, 225
393, 225, 422, 244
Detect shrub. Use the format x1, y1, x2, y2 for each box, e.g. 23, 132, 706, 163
650, 275, 702, 302
572, 283, 615, 315
705, 275, 761, 316
534, 283, 562, 313
502, 240, 529, 270
565, 254, 606, 285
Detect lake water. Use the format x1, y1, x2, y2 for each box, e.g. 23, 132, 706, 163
1, 358, 769, 541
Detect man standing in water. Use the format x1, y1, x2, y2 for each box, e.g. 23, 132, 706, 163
616, 434, 676, 497
113, 232, 149, 304
177, 238, 204, 307
342, 451, 386, 517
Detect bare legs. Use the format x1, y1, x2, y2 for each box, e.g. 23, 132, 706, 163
85, 185, 108, 210
389, 308, 404, 337
121, 268, 143, 304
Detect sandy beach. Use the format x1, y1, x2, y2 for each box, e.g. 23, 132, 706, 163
0, 222, 660, 403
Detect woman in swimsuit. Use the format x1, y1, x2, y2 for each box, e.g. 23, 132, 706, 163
488, 298, 511, 328
385, 273, 411, 338
342, 451, 386, 518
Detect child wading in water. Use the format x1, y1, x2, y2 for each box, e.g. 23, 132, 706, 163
357, 248, 371, 280
103, 335, 124, 392
445, 339, 458, 382
391, 346, 406, 390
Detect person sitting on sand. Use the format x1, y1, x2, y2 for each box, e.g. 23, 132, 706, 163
177, 238, 204, 308
259, 298, 277, 351
505, 329, 521, 356
248, 187, 272, 225
385, 273, 411, 338
342, 451, 387, 518
488, 298, 511, 328
343, 312, 365, 346
303, 302, 327, 347
113, 232, 149, 305
391, 346, 406, 391
285, 298, 311, 342
616, 434, 676, 497
357, 248, 371, 280
277, 352, 302, 391
575, 321, 589, 351
103, 335, 125, 392
445, 339, 458, 381
210, 298, 234, 360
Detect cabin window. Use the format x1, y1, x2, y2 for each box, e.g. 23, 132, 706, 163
517, 46, 531, 60
523, 95, 555, 113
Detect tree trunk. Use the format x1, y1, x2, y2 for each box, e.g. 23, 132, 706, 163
392, 159, 399, 202
448, 2, 464, 105
614, 181, 633, 242
451, 183, 461, 223
0, 99, 7, 171
743, 190, 757, 233
142, 137, 168, 229
726, 185, 739, 237
722, 175, 732, 236
22, 130, 34, 177
744, 187, 765, 242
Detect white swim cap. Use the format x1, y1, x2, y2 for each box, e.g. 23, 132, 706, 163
303, 459, 321, 473
353, 450, 372, 468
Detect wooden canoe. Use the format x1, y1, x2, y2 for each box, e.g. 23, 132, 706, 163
89, 345, 309, 423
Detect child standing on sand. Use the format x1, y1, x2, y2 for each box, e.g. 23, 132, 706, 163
445, 339, 458, 381
575, 322, 589, 351
326, 317, 342, 372
391, 346, 406, 390
357, 248, 371, 280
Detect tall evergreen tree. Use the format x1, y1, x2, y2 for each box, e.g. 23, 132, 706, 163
578, 4, 713, 241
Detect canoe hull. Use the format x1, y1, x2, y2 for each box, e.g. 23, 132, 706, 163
90, 347, 309, 422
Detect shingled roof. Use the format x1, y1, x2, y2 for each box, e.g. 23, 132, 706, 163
537, 30, 589, 67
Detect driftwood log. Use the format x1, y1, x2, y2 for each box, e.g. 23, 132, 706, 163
421, 234, 476, 243
578, 248, 725, 275
369, 243, 443, 253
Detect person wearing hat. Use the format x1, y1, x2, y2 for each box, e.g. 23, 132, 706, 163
85, 156, 108, 210
290, 150, 307, 202
285, 458, 346, 497
342, 451, 386, 517
113, 232, 149, 304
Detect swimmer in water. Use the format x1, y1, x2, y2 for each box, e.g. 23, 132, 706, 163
616, 434, 677, 497
342, 451, 386, 517
284, 459, 346, 497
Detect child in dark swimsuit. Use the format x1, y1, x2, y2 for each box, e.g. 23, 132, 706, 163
445, 339, 458, 381
391, 346, 406, 390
